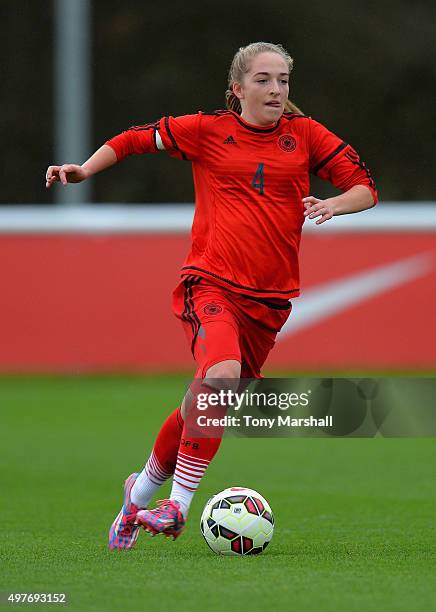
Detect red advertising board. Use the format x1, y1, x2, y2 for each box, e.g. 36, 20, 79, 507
0, 232, 434, 372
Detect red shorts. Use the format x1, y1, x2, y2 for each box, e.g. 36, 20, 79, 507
172, 275, 292, 378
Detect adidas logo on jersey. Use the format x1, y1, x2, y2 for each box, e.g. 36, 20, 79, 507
223, 135, 237, 144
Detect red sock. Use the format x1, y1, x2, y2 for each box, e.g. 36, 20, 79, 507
151, 406, 184, 476
173, 382, 225, 492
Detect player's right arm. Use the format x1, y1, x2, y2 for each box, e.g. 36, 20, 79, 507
45, 113, 202, 189
45, 144, 117, 189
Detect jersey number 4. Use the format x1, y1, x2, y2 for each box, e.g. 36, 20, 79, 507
251, 163, 265, 196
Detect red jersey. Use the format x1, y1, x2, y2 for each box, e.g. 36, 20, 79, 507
106, 110, 377, 299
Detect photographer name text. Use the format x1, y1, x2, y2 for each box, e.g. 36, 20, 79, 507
197, 415, 333, 428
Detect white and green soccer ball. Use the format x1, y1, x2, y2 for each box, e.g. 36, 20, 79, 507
200, 487, 274, 556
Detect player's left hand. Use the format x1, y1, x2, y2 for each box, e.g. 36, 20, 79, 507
302, 196, 335, 225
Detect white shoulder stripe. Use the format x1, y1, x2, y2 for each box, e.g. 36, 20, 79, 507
155, 130, 165, 150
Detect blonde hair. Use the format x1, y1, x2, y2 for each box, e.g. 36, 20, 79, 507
225, 42, 304, 115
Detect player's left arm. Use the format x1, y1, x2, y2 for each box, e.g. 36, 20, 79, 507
306, 118, 378, 225
303, 184, 374, 225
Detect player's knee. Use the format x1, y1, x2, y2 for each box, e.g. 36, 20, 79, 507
204, 360, 241, 396
205, 359, 241, 383
181, 361, 241, 419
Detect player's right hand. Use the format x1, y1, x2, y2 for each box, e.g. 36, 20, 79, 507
45, 164, 89, 189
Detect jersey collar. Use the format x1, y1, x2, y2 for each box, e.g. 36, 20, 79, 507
229, 110, 282, 134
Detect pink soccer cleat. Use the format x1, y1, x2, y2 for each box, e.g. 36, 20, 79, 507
136, 499, 185, 540
108, 472, 141, 550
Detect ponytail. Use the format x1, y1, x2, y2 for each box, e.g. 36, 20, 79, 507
225, 90, 242, 115
284, 99, 304, 115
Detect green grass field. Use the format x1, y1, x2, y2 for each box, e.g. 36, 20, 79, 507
1, 376, 435, 611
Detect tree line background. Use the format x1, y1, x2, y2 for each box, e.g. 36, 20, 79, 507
2, 0, 436, 205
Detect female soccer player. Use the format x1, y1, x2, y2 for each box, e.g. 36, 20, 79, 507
46, 42, 377, 550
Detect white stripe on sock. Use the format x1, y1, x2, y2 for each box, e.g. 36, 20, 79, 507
176, 460, 206, 476
174, 474, 203, 486
171, 454, 210, 516
178, 451, 209, 464
149, 454, 171, 480
131, 451, 172, 508
175, 461, 207, 478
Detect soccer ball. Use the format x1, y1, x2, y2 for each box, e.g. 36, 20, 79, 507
200, 487, 274, 556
